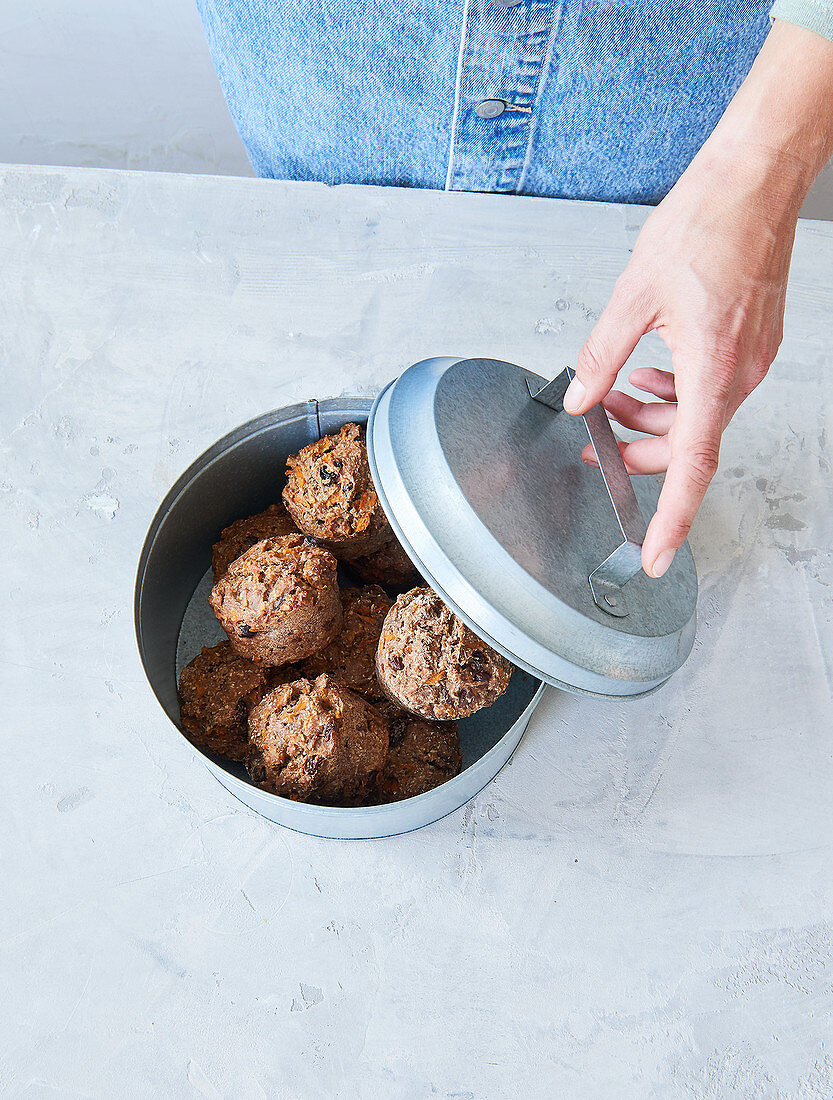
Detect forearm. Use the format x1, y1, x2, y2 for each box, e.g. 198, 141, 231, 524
697, 18, 833, 208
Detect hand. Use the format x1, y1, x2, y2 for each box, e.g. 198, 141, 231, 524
562, 18, 833, 578
566, 152, 795, 578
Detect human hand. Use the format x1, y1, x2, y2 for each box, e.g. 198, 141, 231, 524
562, 18, 833, 578
565, 153, 795, 578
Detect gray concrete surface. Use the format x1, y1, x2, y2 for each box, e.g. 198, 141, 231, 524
1, 163, 832, 1098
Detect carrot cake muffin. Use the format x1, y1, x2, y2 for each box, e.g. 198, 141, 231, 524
371, 702, 462, 803
376, 587, 512, 720
247, 674, 388, 805
282, 422, 391, 560
297, 585, 392, 699
211, 503, 298, 581
350, 532, 421, 592
178, 641, 272, 762
209, 534, 342, 666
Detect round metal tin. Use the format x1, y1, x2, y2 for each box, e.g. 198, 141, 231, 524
135, 397, 545, 840
367, 357, 698, 698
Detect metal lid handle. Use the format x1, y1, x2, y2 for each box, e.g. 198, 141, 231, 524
526, 367, 647, 617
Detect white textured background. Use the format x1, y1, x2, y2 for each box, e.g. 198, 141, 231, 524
0, 0, 832, 217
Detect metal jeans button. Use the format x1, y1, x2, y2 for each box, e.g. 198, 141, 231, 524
475, 99, 532, 118
475, 99, 507, 119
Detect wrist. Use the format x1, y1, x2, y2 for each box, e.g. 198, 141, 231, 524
696, 129, 810, 216
684, 128, 806, 229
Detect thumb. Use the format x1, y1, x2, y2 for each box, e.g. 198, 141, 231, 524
565, 279, 650, 415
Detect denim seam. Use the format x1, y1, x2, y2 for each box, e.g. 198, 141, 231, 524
516, 1, 564, 192
445, 0, 475, 190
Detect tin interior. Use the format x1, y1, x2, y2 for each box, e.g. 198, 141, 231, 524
135, 398, 542, 809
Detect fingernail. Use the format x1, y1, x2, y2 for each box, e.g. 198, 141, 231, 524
650, 549, 676, 578
563, 378, 586, 413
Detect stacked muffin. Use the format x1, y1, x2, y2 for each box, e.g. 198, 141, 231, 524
178, 423, 512, 806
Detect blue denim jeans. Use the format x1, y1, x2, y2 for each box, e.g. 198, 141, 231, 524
196, 0, 772, 203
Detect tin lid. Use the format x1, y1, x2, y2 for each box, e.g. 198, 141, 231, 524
366, 356, 697, 698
